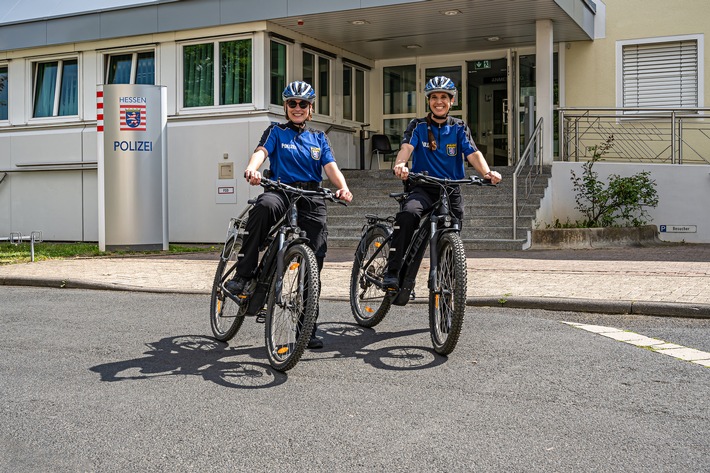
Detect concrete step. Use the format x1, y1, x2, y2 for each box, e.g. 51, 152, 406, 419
327, 225, 530, 240
321, 166, 549, 251
327, 235, 528, 251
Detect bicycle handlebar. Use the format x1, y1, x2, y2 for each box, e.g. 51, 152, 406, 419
407, 172, 496, 187
259, 177, 348, 205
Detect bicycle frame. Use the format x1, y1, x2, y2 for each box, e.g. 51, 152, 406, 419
222, 178, 340, 315
357, 173, 486, 306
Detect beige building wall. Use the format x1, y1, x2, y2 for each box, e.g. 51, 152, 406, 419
565, 0, 710, 108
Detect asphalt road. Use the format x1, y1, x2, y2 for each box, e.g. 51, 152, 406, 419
1, 287, 709, 472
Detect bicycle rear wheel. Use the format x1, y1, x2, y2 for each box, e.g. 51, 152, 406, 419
350, 226, 392, 328
210, 236, 247, 341
429, 232, 467, 355
265, 244, 319, 371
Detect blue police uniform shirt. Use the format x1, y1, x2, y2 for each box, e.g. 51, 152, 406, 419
258, 122, 335, 184
402, 116, 478, 180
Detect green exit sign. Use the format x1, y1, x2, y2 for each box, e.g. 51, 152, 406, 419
474, 60, 491, 70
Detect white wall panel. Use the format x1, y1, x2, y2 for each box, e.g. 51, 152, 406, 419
536, 163, 710, 243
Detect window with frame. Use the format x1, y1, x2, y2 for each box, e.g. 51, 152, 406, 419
343, 63, 365, 122
382, 64, 417, 152
0, 66, 7, 120
32, 58, 78, 118
303, 50, 331, 116
620, 37, 701, 109
106, 51, 155, 84
270, 40, 287, 106
183, 38, 252, 108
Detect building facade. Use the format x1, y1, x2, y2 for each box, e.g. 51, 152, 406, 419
0, 0, 707, 244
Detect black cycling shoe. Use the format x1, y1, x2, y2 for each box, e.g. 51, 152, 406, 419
382, 273, 400, 291
224, 276, 249, 296
307, 336, 324, 349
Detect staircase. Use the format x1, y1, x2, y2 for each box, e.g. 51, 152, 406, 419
324, 166, 552, 251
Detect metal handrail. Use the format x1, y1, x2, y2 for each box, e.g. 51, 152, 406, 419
0, 164, 97, 173
559, 107, 710, 164
15, 161, 97, 167
512, 118, 543, 240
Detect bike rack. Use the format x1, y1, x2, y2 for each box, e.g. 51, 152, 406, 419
0, 231, 43, 262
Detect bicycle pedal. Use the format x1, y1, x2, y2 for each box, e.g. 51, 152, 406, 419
256, 311, 266, 323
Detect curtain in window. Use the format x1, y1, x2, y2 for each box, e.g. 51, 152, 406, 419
33, 62, 58, 117
303, 52, 314, 87
318, 57, 329, 116
108, 54, 133, 84
136, 52, 155, 85
220, 39, 252, 105
0, 67, 7, 120
270, 41, 286, 106
355, 69, 365, 123
184, 43, 214, 107
58, 60, 78, 116
343, 65, 352, 120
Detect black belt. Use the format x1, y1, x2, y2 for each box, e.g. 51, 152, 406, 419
287, 181, 320, 191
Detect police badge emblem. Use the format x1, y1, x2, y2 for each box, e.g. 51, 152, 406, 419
311, 147, 321, 160
446, 143, 457, 156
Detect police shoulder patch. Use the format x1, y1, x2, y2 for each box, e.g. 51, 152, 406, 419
311, 147, 321, 160
446, 143, 457, 156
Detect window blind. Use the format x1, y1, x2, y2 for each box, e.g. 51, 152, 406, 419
622, 40, 698, 108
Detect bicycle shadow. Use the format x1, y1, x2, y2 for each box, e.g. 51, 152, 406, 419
309, 322, 448, 371
89, 335, 287, 389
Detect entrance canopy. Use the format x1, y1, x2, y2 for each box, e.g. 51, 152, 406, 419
0, 0, 598, 57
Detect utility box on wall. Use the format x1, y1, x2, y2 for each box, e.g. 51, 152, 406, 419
97, 84, 168, 251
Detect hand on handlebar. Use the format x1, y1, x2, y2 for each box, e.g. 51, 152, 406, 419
244, 169, 261, 186
483, 170, 502, 185
392, 163, 409, 181
335, 188, 353, 203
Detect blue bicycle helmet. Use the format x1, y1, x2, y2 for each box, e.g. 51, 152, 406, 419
282, 81, 316, 103
424, 76, 457, 99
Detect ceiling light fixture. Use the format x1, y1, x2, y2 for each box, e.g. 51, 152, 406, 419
351, 20, 369, 25
441, 9, 461, 16
404, 44, 422, 49
487, 36, 500, 42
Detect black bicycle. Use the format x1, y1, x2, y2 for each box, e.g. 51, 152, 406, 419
210, 176, 344, 371
349, 172, 495, 355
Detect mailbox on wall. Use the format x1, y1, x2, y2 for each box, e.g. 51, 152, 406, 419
97, 84, 168, 251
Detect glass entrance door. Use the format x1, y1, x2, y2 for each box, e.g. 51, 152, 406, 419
467, 57, 511, 166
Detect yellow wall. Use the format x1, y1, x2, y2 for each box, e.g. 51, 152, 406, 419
565, 0, 710, 107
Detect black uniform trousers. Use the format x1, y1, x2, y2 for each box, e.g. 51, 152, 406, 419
385, 183, 463, 275
236, 189, 328, 279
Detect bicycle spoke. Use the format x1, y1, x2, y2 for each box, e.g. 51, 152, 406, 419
350, 228, 392, 327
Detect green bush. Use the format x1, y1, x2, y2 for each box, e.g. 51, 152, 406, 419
568, 135, 659, 228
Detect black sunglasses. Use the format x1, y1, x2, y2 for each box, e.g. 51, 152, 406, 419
287, 100, 310, 109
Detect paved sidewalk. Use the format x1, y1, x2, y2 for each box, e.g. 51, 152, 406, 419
1, 244, 709, 318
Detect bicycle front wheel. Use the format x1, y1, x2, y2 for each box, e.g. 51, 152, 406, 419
210, 236, 246, 342
350, 226, 392, 328
265, 244, 319, 372
429, 232, 467, 355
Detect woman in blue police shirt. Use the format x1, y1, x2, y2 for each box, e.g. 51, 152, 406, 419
382, 76, 502, 289
225, 81, 353, 349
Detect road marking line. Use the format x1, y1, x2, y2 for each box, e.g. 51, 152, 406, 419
563, 322, 710, 368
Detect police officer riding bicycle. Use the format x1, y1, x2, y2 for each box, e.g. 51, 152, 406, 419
224, 80, 353, 349
383, 76, 502, 290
